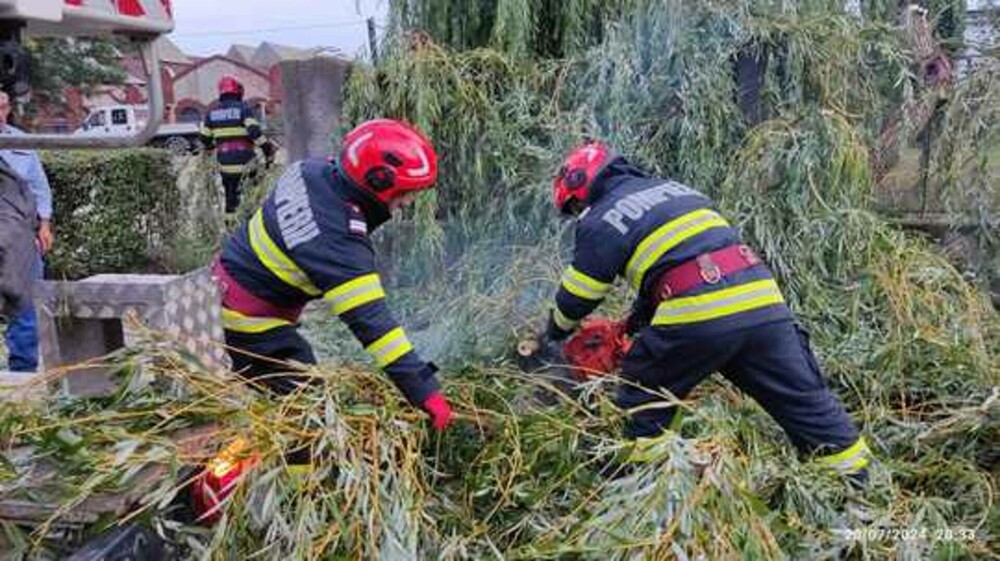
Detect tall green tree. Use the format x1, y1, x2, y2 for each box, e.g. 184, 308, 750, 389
25, 37, 126, 105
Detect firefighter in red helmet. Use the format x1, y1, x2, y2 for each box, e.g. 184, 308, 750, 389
539, 140, 870, 480
213, 119, 453, 431
200, 75, 272, 215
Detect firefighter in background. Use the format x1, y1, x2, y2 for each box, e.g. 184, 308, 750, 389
539, 141, 870, 480
212, 118, 453, 431
200, 75, 273, 215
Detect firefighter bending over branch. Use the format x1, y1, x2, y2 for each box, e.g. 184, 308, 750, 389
200, 75, 275, 215
539, 141, 871, 480
212, 119, 453, 431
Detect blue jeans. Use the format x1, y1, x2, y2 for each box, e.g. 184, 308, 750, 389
4, 253, 43, 371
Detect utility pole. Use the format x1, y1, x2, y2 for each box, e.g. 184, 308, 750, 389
367, 17, 378, 64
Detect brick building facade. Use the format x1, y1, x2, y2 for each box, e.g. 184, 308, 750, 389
32, 38, 333, 132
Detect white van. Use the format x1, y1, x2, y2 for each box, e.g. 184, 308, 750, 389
75, 105, 203, 153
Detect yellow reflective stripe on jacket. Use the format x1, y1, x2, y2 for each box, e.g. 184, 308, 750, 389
817, 437, 871, 474
212, 126, 250, 139
199, 123, 213, 137
220, 164, 247, 174
560, 266, 612, 301
652, 279, 784, 326
221, 307, 291, 333
324, 274, 385, 315
552, 306, 580, 331
365, 327, 413, 368
244, 117, 261, 129
247, 209, 321, 296
625, 209, 730, 290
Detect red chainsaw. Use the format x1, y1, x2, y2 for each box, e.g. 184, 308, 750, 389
517, 317, 631, 381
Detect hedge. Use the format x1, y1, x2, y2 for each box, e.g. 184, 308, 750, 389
42, 149, 182, 280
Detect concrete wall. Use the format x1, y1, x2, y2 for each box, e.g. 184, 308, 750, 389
280, 57, 351, 162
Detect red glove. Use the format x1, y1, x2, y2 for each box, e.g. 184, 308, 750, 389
421, 392, 453, 432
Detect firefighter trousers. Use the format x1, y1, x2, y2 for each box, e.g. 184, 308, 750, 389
617, 319, 866, 471
224, 325, 316, 396
224, 325, 319, 464
221, 173, 243, 214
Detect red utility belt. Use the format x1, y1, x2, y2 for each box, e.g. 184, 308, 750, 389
212, 256, 304, 323
218, 139, 254, 153
655, 244, 763, 301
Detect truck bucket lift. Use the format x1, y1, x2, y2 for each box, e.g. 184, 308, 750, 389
0, 0, 173, 149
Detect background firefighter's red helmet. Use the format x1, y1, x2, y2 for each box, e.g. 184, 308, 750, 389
339, 119, 438, 204
553, 141, 615, 214
218, 75, 242, 96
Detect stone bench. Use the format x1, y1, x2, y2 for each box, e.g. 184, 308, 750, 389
32, 268, 228, 397
0, 371, 46, 402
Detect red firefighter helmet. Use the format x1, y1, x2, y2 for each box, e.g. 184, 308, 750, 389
339, 119, 438, 204
218, 75, 242, 96
553, 141, 615, 214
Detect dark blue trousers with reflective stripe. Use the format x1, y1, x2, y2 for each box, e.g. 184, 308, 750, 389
225, 326, 316, 396
617, 318, 860, 456
225, 326, 319, 465
217, 148, 255, 213
222, 173, 243, 213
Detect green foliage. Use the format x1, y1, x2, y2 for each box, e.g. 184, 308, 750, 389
163, 153, 286, 274
25, 38, 127, 107
927, 59, 1000, 293
334, 0, 1000, 557
388, 0, 631, 58
861, 0, 966, 52
43, 149, 181, 279
1, 334, 997, 559
930, 0, 967, 48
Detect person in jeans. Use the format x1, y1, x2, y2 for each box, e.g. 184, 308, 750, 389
0, 91, 53, 372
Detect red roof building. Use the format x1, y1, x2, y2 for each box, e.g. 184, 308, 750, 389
31, 37, 341, 132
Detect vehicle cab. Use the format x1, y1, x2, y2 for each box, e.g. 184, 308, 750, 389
75, 105, 147, 137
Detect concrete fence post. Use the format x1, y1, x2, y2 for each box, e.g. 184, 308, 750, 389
280, 57, 351, 162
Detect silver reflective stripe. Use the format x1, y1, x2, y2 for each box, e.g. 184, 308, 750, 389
553, 307, 579, 330
627, 210, 725, 286
247, 210, 320, 295
818, 438, 871, 474
374, 337, 407, 362
325, 275, 384, 314
562, 275, 600, 299
366, 327, 414, 368
560, 267, 611, 300
653, 280, 783, 325
331, 282, 373, 303
221, 308, 289, 333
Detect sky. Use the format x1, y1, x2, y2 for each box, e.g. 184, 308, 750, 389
166, 0, 387, 59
